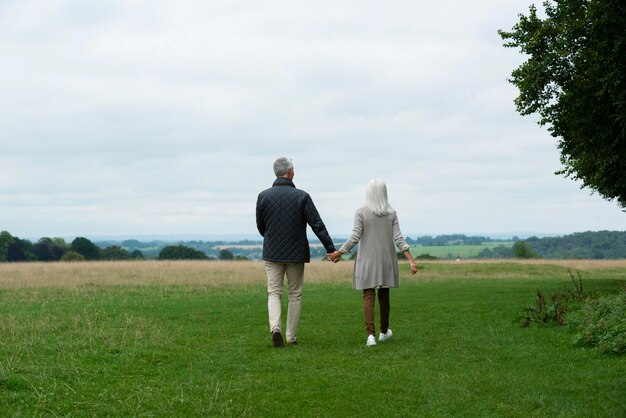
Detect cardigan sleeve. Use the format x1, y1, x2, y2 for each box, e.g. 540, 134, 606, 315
392, 212, 410, 252
339, 209, 363, 253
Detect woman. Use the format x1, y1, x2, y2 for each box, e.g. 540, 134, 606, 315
329, 178, 417, 346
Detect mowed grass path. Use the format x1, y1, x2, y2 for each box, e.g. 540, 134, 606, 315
0, 260, 625, 417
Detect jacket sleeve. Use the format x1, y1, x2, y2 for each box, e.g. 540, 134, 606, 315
340, 210, 363, 254
392, 212, 410, 252
256, 195, 265, 237
303, 194, 336, 253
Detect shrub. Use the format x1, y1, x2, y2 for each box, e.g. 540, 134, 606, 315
102, 245, 131, 260
130, 250, 145, 260
415, 253, 438, 260
219, 249, 234, 260
513, 241, 540, 259
61, 251, 85, 262
570, 290, 626, 355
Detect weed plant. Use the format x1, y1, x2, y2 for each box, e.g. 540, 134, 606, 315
521, 271, 586, 327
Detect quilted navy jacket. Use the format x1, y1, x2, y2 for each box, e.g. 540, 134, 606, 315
256, 177, 336, 262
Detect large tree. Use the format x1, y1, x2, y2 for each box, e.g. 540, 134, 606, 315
71, 237, 102, 261
499, 0, 626, 207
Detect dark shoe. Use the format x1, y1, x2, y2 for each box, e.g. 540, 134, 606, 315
272, 331, 284, 348
287, 340, 298, 346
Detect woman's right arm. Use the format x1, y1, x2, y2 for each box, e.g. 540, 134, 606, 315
329, 210, 363, 262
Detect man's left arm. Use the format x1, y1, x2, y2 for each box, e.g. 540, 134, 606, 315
303, 195, 336, 253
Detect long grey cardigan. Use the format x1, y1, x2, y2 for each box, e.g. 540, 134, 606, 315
339, 206, 410, 290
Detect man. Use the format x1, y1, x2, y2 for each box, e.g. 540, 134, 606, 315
256, 157, 336, 347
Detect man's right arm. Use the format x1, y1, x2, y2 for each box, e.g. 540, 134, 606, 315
256, 195, 265, 237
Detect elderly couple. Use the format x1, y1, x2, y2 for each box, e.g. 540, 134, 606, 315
256, 157, 418, 348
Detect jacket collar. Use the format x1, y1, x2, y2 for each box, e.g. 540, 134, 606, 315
272, 177, 296, 188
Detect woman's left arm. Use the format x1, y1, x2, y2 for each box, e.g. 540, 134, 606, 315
403, 249, 418, 274
391, 212, 410, 252
393, 213, 417, 274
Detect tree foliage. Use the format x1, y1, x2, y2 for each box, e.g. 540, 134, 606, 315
71, 237, 102, 261
499, 0, 626, 207
526, 230, 626, 258
61, 251, 85, 262
476, 245, 515, 259
157, 245, 209, 260
219, 249, 234, 260
407, 234, 490, 246
513, 241, 540, 259
0, 231, 14, 262
32, 237, 66, 262
102, 245, 132, 261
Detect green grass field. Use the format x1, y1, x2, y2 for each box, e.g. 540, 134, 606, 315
0, 260, 624, 417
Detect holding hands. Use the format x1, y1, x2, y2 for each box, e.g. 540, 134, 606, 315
328, 250, 417, 274
327, 251, 342, 263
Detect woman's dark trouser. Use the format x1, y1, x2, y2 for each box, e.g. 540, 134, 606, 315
363, 288, 390, 336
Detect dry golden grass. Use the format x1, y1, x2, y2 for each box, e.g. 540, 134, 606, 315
0, 260, 352, 289
0, 258, 624, 289
0, 260, 257, 289
437, 258, 626, 269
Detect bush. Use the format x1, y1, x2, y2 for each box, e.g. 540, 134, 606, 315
130, 250, 145, 260
415, 253, 438, 260
219, 249, 234, 260
102, 245, 131, 260
513, 241, 540, 259
61, 251, 85, 262
570, 290, 626, 355
158, 245, 209, 260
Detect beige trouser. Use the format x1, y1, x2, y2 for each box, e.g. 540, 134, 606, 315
265, 261, 305, 343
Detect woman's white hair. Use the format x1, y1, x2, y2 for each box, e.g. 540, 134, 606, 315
365, 178, 392, 216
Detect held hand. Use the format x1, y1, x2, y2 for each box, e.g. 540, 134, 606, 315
327, 251, 342, 263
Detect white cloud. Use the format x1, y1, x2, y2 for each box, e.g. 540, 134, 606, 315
1, 0, 623, 239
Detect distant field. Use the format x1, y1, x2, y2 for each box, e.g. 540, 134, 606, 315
410, 242, 513, 259
0, 260, 624, 416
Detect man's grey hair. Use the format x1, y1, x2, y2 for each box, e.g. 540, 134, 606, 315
273, 157, 293, 177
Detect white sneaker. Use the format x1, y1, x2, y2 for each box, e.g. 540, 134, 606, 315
378, 329, 393, 342
366, 335, 377, 346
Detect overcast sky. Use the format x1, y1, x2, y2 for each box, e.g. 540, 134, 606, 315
1, 0, 623, 241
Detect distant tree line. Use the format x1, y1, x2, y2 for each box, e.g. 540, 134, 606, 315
0, 231, 145, 262
526, 231, 626, 259
406, 234, 515, 246
476, 231, 626, 260
3, 231, 624, 262
0, 231, 252, 262
96, 239, 262, 260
